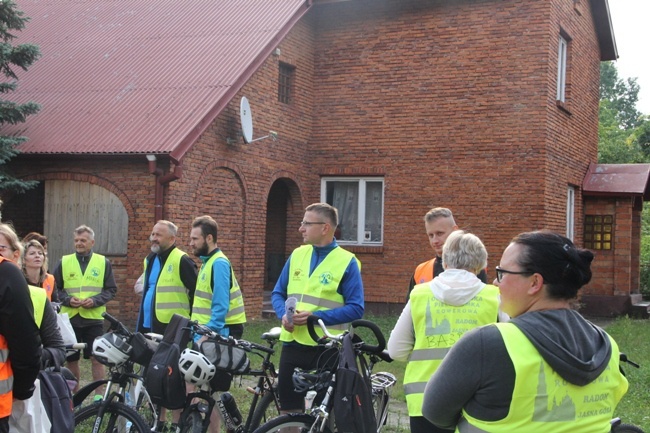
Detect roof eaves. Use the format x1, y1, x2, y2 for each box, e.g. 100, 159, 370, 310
170, 1, 312, 164
590, 0, 618, 61
582, 162, 650, 200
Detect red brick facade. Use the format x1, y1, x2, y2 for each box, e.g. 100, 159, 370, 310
2, 0, 621, 325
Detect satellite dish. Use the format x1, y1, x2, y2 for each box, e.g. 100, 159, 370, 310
240, 97, 254, 144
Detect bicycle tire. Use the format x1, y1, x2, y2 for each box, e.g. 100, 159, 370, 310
252, 413, 333, 433
179, 408, 204, 433
613, 424, 646, 433
75, 400, 150, 433
248, 389, 281, 431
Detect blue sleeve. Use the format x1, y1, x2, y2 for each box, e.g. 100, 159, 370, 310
271, 255, 292, 319
204, 257, 231, 337
313, 257, 364, 326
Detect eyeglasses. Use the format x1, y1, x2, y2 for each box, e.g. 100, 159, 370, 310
300, 221, 327, 227
495, 266, 533, 283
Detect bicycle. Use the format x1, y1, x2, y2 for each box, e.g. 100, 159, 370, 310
175, 321, 283, 433
610, 354, 645, 433
251, 317, 396, 433
73, 312, 162, 433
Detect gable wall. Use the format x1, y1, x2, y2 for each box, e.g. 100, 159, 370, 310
306, 0, 602, 304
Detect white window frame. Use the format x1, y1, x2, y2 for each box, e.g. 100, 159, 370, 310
320, 177, 385, 246
566, 186, 575, 240
556, 36, 567, 102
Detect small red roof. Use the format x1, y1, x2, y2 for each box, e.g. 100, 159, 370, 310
6, 0, 309, 162
582, 163, 650, 200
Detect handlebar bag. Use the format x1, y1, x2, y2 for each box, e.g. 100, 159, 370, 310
131, 332, 158, 366
200, 338, 250, 375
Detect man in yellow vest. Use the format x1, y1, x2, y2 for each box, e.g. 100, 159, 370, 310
190, 215, 246, 339
136, 220, 197, 334
54, 225, 117, 392
189, 215, 246, 433
407, 208, 487, 300
271, 203, 364, 415
0, 255, 42, 433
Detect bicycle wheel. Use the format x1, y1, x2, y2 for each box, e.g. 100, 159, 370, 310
179, 408, 204, 433
75, 401, 150, 433
133, 388, 158, 429
252, 413, 333, 433
613, 424, 646, 433
248, 390, 281, 431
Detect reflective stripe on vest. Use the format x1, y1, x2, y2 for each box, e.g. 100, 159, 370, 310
191, 251, 246, 326
28, 285, 47, 328
413, 258, 436, 285
279, 245, 356, 346
0, 257, 14, 415
403, 283, 500, 416
42, 274, 55, 301
144, 249, 191, 324
458, 323, 629, 433
59, 253, 107, 319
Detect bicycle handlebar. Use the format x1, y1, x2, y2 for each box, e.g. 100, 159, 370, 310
306, 316, 387, 355
102, 312, 133, 338
189, 321, 275, 355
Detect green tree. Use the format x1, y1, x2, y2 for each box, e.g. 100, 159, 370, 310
598, 62, 649, 164
0, 0, 40, 193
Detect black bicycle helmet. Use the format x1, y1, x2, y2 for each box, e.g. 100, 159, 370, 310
292, 368, 332, 393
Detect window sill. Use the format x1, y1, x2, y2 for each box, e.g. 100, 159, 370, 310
556, 100, 572, 115
339, 245, 384, 255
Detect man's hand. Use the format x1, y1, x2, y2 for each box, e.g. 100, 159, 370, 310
292, 310, 312, 325
282, 314, 294, 332
69, 297, 83, 307
80, 298, 95, 308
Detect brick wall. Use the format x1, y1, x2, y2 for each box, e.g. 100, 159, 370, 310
2, 0, 608, 322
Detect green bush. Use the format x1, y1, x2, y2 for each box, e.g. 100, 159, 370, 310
640, 234, 650, 298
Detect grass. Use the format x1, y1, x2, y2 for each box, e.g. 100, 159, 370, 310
78, 314, 649, 433
605, 316, 650, 431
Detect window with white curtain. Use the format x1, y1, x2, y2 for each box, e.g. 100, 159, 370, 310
321, 177, 384, 245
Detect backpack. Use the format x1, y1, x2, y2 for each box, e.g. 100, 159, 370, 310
39, 349, 75, 433
333, 333, 377, 433
145, 314, 191, 409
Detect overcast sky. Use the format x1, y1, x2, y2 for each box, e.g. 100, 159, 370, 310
608, 0, 650, 115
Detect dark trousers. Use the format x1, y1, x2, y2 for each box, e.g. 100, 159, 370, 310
0, 415, 8, 433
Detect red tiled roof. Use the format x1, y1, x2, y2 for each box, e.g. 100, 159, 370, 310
6, 0, 309, 162
582, 163, 650, 200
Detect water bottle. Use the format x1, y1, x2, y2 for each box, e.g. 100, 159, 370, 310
125, 391, 133, 430
218, 392, 243, 430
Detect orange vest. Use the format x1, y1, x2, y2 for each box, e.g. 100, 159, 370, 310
42, 273, 55, 301
413, 258, 436, 285
0, 257, 15, 416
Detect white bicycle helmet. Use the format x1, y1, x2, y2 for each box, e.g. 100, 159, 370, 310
92, 333, 132, 367
179, 348, 216, 386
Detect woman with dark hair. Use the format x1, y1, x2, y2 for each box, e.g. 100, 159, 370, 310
422, 231, 628, 433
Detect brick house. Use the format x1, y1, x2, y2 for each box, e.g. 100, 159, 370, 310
1, 0, 638, 324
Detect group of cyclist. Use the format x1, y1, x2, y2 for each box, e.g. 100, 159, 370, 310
0, 201, 634, 433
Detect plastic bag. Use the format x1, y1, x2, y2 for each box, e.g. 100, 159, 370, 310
57, 312, 77, 346
9, 378, 52, 433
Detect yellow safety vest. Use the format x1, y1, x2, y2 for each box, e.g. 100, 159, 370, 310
60, 253, 107, 319
191, 250, 246, 326
144, 248, 191, 324
404, 283, 500, 416
458, 323, 628, 433
279, 245, 357, 346
28, 285, 47, 328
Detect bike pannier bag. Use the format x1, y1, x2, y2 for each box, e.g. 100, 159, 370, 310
200, 338, 250, 375
39, 349, 75, 433
145, 314, 191, 409
333, 334, 377, 433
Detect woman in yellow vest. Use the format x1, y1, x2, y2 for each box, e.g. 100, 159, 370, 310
422, 231, 628, 433
22, 239, 57, 301
388, 231, 505, 433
